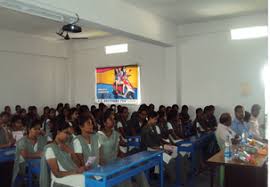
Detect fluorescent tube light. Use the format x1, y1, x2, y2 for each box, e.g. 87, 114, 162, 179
231, 26, 267, 40
105, 44, 128, 55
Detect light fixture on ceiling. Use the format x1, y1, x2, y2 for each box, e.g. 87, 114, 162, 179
105, 44, 128, 55
231, 26, 268, 40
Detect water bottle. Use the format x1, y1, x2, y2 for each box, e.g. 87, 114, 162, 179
224, 135, 232, 162
241, 130, 248, 145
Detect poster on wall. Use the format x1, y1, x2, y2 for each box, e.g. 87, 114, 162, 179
95, 65, 140, 104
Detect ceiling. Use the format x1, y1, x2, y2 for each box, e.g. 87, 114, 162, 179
123, 0, 268, 24
0, 7, 111, 40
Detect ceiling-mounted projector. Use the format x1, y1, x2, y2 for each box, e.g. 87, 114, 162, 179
62, 24, 82, 33
57, 13, 84, 40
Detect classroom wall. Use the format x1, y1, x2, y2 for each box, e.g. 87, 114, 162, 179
177, 13, 267, 122
70, 36, 177, 111
0, 30, 71, 112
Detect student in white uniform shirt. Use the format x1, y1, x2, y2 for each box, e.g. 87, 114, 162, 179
73, 115, 101, 169
41, 121, 86, 187
215, 113, 239, 149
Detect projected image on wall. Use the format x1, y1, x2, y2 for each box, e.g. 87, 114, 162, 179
95, 65, 140, 104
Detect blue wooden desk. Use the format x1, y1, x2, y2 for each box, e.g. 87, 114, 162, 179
0, 147, 16, 163
175, 132, 215, 186
84, 151, 163, 187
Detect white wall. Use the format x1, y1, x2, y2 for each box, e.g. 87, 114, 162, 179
71, 36, 177, 110
0, 30, 70, 112
177, 13, 267, 122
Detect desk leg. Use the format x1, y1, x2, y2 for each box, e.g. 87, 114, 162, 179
159, 154, 164, 187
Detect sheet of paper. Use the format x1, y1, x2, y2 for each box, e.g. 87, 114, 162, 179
163, 152, 172, 164
12, 131, 24, 142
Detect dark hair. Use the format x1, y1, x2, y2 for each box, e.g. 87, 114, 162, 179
51, 120, 70, 140
167, 110, 178, 122
181, 105, 188, 111
69, 107, 77, 115
138, 104, 148, 111
79, 105, 90, 114
208, 105, 215, 111
90, 105, 96, 112
148, 111, 158, 119
102, 109, 113, 124
57, 103, 63, 110
43, 106, 50, 111
49, 108, 55, 112
244, 111, 251, 122
204, 106, 210, 113
15, 105, 21, 110
27, 119, 41, 134
172, 104, 179, 110
251, 104, 261, 112
138, 107, 148, 114
234, 105, 244, 112
98, 103, 106, 110
11, 115, 22, 124
64, 103, 70, 108
4, 106, 11, 110
158, 105, 165, 111
118, 106, 128, 114
196, 108, 203, 114
149, 103, 155, 109
219, 113, 231, 124
76, 115, 95, 134
117, 105, 122, 111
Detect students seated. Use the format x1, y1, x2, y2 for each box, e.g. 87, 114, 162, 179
98, 110, 149, 187
40, 106, 50, 123
115, 106, 129, 155
14, 105, 22, 117
208, 105, 218, 130
215, 113, 239, 148
42, 108, 56, 138
41, 121, 85, 187
4, 105, 12, 117
179, 105, 190, 123
231, 105, 250, 136
158, 105, 166, 113
73, 115, 100, 169
148, 103, 155, 113
126, 107, 148, 136
12, 120, 47, 186
10, 116, 25, 142
249, 104, 263, 140
141, 111, 189, 185
167, 110, 182, 139
0, 112, 15, 148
